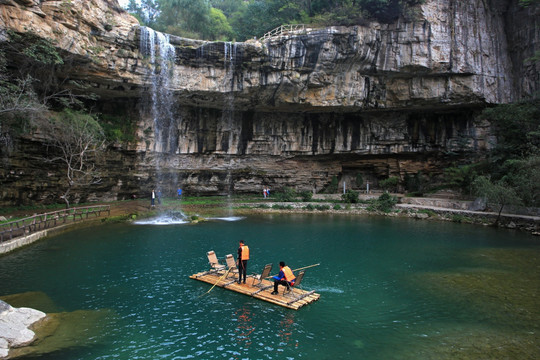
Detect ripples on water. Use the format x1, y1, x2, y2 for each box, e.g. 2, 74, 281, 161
0, 215, 538, 359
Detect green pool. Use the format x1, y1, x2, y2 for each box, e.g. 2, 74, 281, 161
1, 214, 539, 359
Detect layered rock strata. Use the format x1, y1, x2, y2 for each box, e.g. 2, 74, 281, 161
0, 0, 538, 204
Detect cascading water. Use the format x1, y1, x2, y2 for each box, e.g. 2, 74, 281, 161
138, 26, 185, 224
140, 26, 178, 155
222, 42, 237, 214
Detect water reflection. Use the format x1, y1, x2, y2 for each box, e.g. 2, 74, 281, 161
232, 306, 255, 355
277, 312, 297, 351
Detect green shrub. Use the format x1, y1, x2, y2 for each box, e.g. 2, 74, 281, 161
418, 209, 436, 217
356, 173, 364, 187
326, 175, 339, 193
373, 193, 398, 213
275, 187, 296, 202
379, 176, 399, 192
451, 214, 472, 223
305, 204, 315, 210
341, 189, 359, 203
299, 191, 313, 202
315, 204, 330, 211
404, 171, 429, 195
272, 204, 294, 210
333, 204, 342, 210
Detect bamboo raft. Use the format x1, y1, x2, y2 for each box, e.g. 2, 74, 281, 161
190, 268, 321, 310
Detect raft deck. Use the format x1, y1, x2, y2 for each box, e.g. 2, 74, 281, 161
190, 270, 320, 310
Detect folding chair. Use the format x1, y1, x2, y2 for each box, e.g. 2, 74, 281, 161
252, 263, 273, 287
249, 264, 274, 295
282, 270, 316, 305
225, 254, 239, 279
283, 270, 305, 295
207, 250, 226, 274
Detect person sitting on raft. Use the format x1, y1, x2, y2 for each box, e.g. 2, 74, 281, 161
271, 261, 295, 295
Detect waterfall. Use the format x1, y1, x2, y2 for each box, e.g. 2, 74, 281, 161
222, 42, 237, 211
140, 27, 178, 155
139, 26, 182, 216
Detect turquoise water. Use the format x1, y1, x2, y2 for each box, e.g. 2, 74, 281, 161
1, 214, 539, 359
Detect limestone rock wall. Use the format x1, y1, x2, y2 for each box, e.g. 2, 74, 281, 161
0, 0, 538, 205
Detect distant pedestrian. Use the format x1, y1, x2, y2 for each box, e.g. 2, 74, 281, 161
263, 187, 267, 199
266, 187, 270, 198
177, 188, 182, 199
151, 189, 156, 207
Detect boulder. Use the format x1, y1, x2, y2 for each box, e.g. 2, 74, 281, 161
0, 300, 46, 358
469, 197, 487, 212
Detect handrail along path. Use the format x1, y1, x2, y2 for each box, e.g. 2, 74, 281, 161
0, 205, 111, 243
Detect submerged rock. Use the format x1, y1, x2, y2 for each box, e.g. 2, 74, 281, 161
7, 309, 115, 359
0, 293, 115, 359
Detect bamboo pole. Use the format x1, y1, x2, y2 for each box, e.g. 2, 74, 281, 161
265, 263, 320, 279
198, 268, 233, 298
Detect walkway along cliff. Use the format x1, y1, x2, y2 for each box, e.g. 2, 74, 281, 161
0, 0, 538, 205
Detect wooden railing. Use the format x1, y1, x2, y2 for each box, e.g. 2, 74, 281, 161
260, 24, 309, 42
0, 205, 110, 243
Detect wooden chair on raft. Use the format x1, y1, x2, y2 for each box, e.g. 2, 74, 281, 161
207, 250, 226, 274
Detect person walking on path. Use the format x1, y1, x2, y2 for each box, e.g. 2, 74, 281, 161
151, 189, 156, 207
272, 261, 295, 295
237, 240, 250, 284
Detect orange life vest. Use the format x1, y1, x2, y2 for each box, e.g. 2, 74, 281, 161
282, 266, 295, 283
240, 245, 250, 260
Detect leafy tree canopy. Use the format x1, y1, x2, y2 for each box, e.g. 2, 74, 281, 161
124, 0, 424, 41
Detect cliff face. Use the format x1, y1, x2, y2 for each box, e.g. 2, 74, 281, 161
0, 0, 538, 204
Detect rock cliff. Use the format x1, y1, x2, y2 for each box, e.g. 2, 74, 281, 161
0, 0, 538, 204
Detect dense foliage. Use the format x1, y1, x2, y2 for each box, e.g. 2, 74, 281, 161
474, 101, 540, 209
125, 0, 424, 41
0, 31, 121, 206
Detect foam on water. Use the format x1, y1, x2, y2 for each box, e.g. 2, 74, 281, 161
315, 287, 345, 294
134, 211, 188, 225
208, 216, 245, 222
133, 215, 245, 225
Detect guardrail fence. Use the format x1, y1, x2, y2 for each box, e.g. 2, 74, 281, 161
260, 24, 308, 42
0, 205, 110, 243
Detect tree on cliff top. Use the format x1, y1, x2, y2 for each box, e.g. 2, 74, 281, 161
124, 0, 425, 41
38, 109, 106, 208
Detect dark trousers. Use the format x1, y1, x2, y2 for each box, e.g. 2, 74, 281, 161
274, 279, 290, 292
238, 260, 247, 283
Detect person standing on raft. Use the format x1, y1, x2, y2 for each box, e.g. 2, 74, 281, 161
272, 261, 295, 295
237, 240, 249, 284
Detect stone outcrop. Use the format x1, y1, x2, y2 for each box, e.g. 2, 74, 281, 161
0, 0, 538, 204
0, 300, 46, 358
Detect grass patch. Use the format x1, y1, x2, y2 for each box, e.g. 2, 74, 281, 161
451, 214, 473, 223
418, 209, 437, 217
